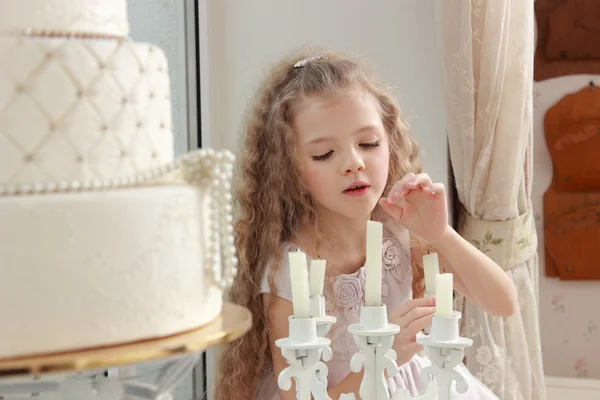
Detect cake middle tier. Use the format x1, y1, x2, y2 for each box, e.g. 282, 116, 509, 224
0, 184, 221, 359
0, 35, 174, 187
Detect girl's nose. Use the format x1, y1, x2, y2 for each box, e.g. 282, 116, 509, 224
341, 150, 365, 174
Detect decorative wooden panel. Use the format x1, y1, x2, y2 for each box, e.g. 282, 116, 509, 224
535, 0, 600, 81
544, 85, 600, 191
543, 188, 600, 279
543, 85, 600, 279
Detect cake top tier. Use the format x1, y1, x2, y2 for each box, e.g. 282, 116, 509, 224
0, 0, 129, 37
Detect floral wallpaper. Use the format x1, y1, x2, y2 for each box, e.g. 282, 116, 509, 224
533, 75, 600, 380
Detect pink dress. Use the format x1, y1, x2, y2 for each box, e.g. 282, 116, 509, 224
257, 233, 498, 399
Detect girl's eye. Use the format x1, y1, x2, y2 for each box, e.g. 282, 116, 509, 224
311, 151, 333, 161
360, 140, 380, 148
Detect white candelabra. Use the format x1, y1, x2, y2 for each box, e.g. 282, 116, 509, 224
412, 311, 473, 400
276, 221, 491, 400
347, 304, 400, 399
276, 301, 475, 400
275, 315, 332, 400
275, 293, 337, 400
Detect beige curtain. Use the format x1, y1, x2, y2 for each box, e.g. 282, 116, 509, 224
435, 1, 546, 399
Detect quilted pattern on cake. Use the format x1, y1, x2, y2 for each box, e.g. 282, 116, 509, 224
0, 36, 174, 186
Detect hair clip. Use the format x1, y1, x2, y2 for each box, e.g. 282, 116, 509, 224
294, 55, 327, 68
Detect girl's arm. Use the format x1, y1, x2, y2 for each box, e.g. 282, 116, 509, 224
262, 293, 364, 399
428, 225, 518, 317
382, 172, 518, 318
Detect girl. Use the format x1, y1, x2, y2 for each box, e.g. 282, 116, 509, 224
215, 49, 517, 399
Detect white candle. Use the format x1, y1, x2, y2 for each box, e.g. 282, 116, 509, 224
309, 259, 326, 297
365, 220, 383, 306
289, 250, 310, 318
423, 252, 440, 295
435, 273, 454, 317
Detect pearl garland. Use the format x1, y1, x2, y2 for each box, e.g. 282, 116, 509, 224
0, 148, 238, 290
180, 149, 238, 290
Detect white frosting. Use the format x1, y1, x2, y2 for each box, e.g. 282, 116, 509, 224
0, 184, 222, 358
0, 35, 173, 186
0, 0, 129, 37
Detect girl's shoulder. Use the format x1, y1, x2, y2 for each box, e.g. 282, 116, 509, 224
259, 242, 301, 301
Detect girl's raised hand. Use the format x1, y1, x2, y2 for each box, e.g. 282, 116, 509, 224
378, 172, 449, 245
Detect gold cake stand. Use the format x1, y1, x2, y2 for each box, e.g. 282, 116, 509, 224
0, 303, 252, 378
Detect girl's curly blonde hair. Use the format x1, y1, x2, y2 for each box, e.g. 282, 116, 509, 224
214, 48, 427, 400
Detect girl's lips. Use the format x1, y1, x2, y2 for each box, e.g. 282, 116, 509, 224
343, 185, 370, 196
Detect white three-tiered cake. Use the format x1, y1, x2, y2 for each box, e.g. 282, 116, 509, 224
0, 0, 237, 358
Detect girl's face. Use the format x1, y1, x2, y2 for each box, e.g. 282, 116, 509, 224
293, 90, 390, 222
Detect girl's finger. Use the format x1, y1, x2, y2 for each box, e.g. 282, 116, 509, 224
423, 182, 445, 197
412, 173, 433, 189
403, 312, 435, 338
392, 297, 436, 320
387, 173, 416, 204
379, 198, 404, 220
397, 306, 436, 332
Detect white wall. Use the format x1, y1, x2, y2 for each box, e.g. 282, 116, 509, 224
201, 0, 448, 186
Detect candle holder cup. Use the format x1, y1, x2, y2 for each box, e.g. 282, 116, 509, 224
310, 294, 337, 337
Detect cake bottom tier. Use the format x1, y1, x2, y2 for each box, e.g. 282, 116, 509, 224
0, 184, 221, 359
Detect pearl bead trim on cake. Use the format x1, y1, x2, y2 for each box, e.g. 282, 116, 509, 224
11, 28, 126, 40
